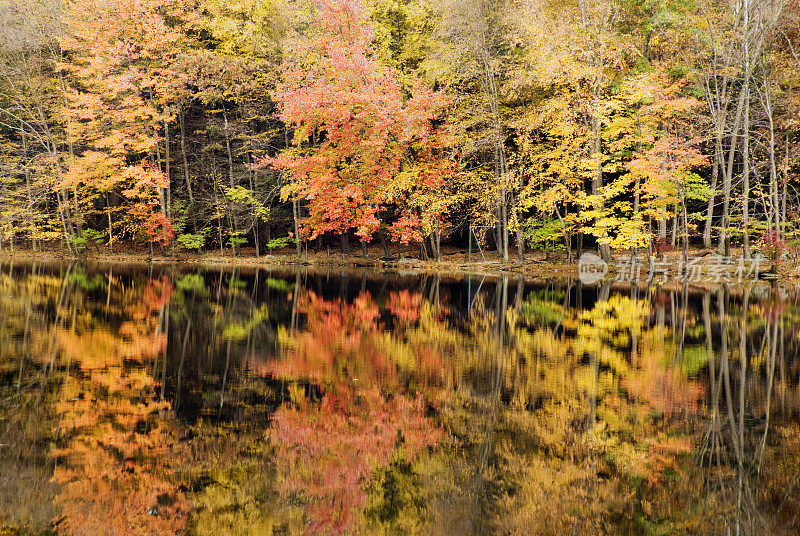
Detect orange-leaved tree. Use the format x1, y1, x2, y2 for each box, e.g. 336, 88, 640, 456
624, 67, 707, 255
265, 0, 454, 250
60, 0, 195, 246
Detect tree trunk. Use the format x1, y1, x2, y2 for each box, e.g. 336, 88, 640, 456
293, 193, 302, 256
151, 106, 167, 217
783, 135, 789, 229
703, 143, 720, 248
19, 122, 37, 252
253, 227, 260, 257
57, 189, 74, 255
107, 193, 113, 252
633, 114, 642, 258
164, 111, 171, 220
179, 108, 194, 203
381, 233, 389, 257
763, 74, 780, 233
671, 204, 678, 248
719, 80, 748, 257
72, 190, 82, 234
499, 187, 509, 261
681, 192, 689, 263
741, 0, 752, 259
476, 16, 509, 262
214, 169, 223, 255
222, 105, 238, 253
578, 0, 611, 263
285, 126, 302, 257
592, 113, 612, 262
511, 192, 524, 263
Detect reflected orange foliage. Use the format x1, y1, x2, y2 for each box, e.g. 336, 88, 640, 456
386, 290, 422, 324
52, 370, 189, 536
268, 291, 393, 385
50, 277, 188, 535
623, 355, 705, 418
271, 385, 439, 535
264, 289, 442, 534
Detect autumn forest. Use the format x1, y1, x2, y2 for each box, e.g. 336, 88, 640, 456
5, 1, 800, 533
2, 0, 799, 261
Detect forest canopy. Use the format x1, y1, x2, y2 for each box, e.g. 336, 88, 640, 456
1, 0, 799, 261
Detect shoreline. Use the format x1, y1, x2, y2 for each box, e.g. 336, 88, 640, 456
0, 248, 576, 282
1, 248, 797, 293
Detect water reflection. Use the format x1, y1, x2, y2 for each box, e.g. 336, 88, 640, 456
1, 263, 800, 535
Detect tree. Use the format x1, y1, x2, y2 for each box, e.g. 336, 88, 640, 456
266, 0, 453, 255
0, 0, 68, 251
431, 0, 525, 262
59, 0, 194, 247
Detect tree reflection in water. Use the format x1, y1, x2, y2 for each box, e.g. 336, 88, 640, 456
1, 264, 799, 535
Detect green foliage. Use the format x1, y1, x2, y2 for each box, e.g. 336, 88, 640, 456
523, 218, 565, 251
68, 229, 105, 252
227, 231, 248, 250
224, 186, 270, 222
668, 66, 690, 79
221, 305, 268, 341
227, 276, 247, 290
679, 172, 712, 203
520, 290, 566, 325
364, 452, 429, 534
177, 231, 208, 251
67, 269, 106, 291
680, 344, 710, 378
265, 235, 295, 251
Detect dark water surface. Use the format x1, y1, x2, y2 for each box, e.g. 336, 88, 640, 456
2, 262, 799, 535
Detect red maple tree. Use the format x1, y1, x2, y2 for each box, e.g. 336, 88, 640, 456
266, 0, 453, 245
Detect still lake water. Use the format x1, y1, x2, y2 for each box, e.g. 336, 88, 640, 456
1, 262, 799, 535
